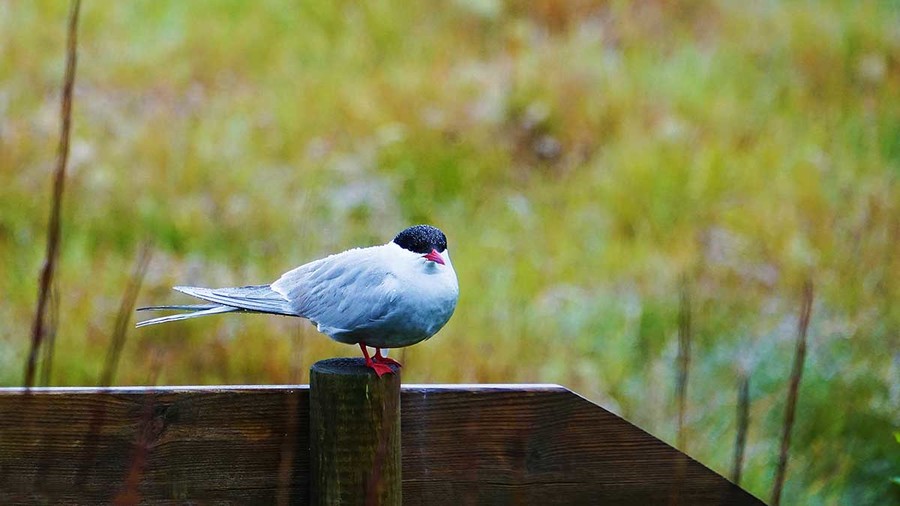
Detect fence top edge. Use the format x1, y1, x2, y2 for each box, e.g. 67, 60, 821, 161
404, 383, 566, 391
0, 384, 310, 394
0, 383, 567, 395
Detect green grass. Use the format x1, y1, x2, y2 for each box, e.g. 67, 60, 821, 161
1, 1, 898, 504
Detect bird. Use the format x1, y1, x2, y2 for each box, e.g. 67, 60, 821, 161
137, 224, 459, 377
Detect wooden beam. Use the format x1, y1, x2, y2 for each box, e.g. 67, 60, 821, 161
0, 386, 308, 504
0, 385, 764, 505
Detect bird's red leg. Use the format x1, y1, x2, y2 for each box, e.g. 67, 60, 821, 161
374, 348, 402, 368
359, 343, 393, 377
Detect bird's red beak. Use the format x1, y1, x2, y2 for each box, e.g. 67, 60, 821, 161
423, 249, 445, 265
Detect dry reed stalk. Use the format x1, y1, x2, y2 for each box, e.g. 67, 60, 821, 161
770, 280, 814, 505
675, 275, 692, 451
731, 373, 750, 485
25, 0, 82, 388
99, 241, 153, 387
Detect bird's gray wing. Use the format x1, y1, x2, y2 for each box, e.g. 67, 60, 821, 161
270, 247, 399, 336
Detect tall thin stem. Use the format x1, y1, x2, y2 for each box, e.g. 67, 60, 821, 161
771, 280, 814, 505
99, 242, 153, 387
26, 0, 82, 388
675, 275, 692, 451
731, 373, 750, 485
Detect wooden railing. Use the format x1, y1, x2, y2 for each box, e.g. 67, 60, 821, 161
0, 370, 764, 505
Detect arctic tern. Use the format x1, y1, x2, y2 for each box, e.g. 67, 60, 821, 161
137, 225, 459, 376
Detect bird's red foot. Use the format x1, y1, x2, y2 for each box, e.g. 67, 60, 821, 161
359, 343, 398, 377
366, 360, 395, 377
374, 348, 402, 368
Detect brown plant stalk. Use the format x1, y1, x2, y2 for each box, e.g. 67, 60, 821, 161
675, 275, 692, 451
99, 241, 154, 387
771, 280, 814, 505
25, 0, 82, 388
731, 373, 750, 485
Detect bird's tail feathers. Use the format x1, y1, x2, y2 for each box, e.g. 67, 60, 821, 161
173, 284, 294, 315
136, 304, 238, 328
137, 304, 220, 312
136, 283, 294, 328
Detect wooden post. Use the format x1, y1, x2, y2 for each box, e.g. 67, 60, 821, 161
309, 357, 401, 506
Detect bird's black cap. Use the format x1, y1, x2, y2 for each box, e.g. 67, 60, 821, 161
393, 225, 448, 254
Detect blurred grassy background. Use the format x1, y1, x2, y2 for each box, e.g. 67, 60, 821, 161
1, 0, 898, 503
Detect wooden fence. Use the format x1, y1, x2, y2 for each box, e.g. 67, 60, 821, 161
0, 380, 764, 505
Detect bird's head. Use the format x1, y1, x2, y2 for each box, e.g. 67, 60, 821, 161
393, 225, 449, 266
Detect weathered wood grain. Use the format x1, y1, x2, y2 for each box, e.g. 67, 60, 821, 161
0, 386, 308, 505
0, 384, 765, 505
310, 358, 401, 505
401, 385, 762, 505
